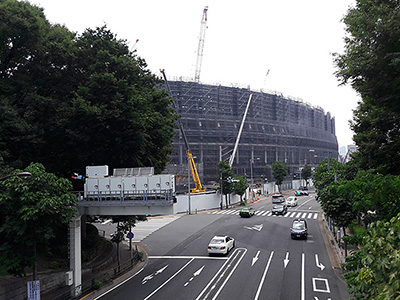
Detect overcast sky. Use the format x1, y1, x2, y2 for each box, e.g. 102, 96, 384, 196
29, 0, 359, 150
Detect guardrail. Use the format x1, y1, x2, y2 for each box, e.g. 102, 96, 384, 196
73, 190, 176, 207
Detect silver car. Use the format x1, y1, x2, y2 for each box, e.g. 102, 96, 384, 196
207, 235, 235, 255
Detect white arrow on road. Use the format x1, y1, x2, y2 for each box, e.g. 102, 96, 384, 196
184, 265, 204, 286
244, 224, 263, 231
283, 252, 290, 268
315, 254, 325, 271
142, 265, 169, 284
314, 297, 331, 300
252, 251, 260, 266
155, 264, 169, 275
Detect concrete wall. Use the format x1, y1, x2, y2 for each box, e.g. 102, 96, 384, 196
173, 179, 313, 214
174, 191, 242, 214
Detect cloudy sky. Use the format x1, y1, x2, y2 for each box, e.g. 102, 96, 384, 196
29, 0, 359, 150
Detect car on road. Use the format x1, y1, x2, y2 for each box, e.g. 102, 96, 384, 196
290, 218, 308, 239
286, 196, 298, 207
295, 190, 309, 196
272, 193, 285, 204
207, 235, 235, 255
239, 207, 255, 217
272, 204, 288, 215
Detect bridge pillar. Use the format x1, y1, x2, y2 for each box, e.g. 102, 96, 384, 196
69, 215, 82, 297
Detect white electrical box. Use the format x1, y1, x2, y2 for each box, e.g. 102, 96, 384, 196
65, 271, 73, 286
86, 165, 109, 178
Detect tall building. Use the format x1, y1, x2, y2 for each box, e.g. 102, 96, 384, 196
163, 79, 338, 191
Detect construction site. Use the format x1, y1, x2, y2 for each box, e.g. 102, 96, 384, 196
161, 7, 338, 192
163, 79, 338, 191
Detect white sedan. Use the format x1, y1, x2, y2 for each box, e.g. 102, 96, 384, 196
286, 196, 298, 207
207, 235, 235, 255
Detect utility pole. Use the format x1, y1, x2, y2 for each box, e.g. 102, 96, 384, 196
194, 6, 208, 83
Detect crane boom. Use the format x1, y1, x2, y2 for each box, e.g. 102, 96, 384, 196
160, 69, 205, 193
194, 6, 208, 83
229, 93, 253, 168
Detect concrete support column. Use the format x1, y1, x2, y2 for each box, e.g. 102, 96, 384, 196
69, 215, 82, 297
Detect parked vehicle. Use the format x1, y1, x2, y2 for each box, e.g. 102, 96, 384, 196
290, 218, 308, 239
207, 235, 235, 255
239, 207, 255, 217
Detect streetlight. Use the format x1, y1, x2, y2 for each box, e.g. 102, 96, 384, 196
0, 172, 32, 181
250, 157, 260, 201
309, 149, 315, 166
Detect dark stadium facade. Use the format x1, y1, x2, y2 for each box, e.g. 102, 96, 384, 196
163, 79, 338, 190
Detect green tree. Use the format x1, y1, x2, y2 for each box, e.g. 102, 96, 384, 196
0, 0, 178, 176
233, 176, 248, 205
334, 0, 400, 175
271, 161, 288, 191
218, 161, 234, 208
301, 164, 312, 186
312, 158, 344, 192
0, 163, 77, 278
109, 215, 146, 269
343, 214, 400, 299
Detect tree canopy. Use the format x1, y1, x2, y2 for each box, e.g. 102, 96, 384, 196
0, 163, 77, 277
334, 0, 400, 175
0, 0, 178, 177
271, 161, 288, 191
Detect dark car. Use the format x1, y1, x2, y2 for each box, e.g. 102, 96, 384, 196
272, 204, 287, 215
239, 207, 255, 217
272, 193, 285, 204
291, 218, 308, 239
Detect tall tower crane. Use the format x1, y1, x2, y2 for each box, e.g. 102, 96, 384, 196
160, 69, 205, 193
194, 6, 208, 83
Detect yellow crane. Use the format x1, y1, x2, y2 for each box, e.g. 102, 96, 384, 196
160, 69, 205, 193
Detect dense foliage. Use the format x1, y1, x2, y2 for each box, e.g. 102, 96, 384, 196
344, 214, 400, 299
0, 163, 77, 277
334, 0, 400, 175
329, 1, 400, 296
0, 0, 178, 177
232, 176, 248, 205
218, 161, 235, 208
301, 164, 312, 186
271, 160, 288, 191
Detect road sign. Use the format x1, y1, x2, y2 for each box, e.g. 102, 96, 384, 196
27, 280, 40, 300
127, 232, 134, 239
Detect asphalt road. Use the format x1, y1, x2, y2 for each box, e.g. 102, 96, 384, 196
92, 191, 350, 300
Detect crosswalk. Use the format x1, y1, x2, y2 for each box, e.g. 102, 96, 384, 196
209, 209, 319, 220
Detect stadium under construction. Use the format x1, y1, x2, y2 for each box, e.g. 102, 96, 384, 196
163, 79, 338, 191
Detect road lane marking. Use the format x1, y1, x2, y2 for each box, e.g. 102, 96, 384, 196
93, 267, 145, 300
195, 248, 247, 300
308, 213, 313, 219
142, 265, 168, 284
315, 254, 325, 271
254, 251, 274, 300
184, 265, 205, 287
301, 253, 305, 300
313, 213, 318, 219
283, 252, 290, 268
148, 256, 228, 260
144, 258, 194, 300
312, 278, 331, 293
252, 251, 260, 266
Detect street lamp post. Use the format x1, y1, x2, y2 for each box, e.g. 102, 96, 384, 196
0, 172, 32, 181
